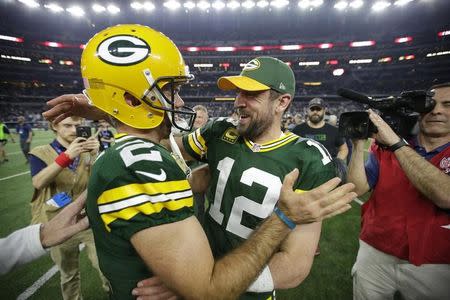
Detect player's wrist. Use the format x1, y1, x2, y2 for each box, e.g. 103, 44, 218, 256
273, 206, 296, 230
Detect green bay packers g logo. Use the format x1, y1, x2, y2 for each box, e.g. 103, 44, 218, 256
242, 59, 260, 71
97, 35, 150, 66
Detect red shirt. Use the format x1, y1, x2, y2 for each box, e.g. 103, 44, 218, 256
361, 142, 450, 265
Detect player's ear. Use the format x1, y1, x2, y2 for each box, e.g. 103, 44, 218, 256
276, 94, 292, 113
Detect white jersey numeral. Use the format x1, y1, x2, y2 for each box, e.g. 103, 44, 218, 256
119, 140, 163, 167
209, 157, 282, 239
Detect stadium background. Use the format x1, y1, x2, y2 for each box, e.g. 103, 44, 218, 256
0, 0, 449, 299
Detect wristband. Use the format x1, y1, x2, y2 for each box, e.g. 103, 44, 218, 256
273, 206, 296, 230
55, 152, 73, 168
388, 138, 409, 152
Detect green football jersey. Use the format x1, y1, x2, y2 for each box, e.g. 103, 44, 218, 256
183, 118, 337, 300
87, 134, 194, 300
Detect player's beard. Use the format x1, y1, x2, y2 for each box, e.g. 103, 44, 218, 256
237, 108, 274, 141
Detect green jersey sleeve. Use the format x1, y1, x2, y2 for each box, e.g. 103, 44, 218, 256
182, 117, 237, 162
293, 137, 338, 192
91, 138, 194, 241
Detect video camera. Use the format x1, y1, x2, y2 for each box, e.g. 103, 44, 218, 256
337, 88, 435, 139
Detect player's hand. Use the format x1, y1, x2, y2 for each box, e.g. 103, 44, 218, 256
65, 137, 88, 159
367, 109, 400, 146
42, 93, 107, 124
132, 276, 179, 300
40, 191, 89, 248
277, 169, 356, 224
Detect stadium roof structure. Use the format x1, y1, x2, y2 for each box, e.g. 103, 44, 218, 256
1, 0, 449, 42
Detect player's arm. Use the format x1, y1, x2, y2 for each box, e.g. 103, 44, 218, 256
347, 139, 370, 196
42, 94, 108, 124
131, 170, 356, 299
268, 221, 321, 289
131, 213, 291, 299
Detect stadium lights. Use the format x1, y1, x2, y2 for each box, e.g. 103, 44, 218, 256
281, 45, 302, 50
59, 60, 74, 65
299, 61, 320, 66
378, 56, 392, 62
334, 1, 348, 10
256, 0, 269, 7
92, 4, 106, 13
216, 46, 236, 51
107, 4, 120, 14
44, 41, 62, 47
130, 2, 142, 9
184, 1, 196, 9
164, 0, 181, 10
398, 55, 414, 61
197, 0, 211, 10
252, 46, 264, 51
18, 0, 39, 8
0, 34, 24, 43
271, 0, 289, 8
394, 0, 413, 6
194, 63, 214, 67
131, 1, 155, 10
39, 58, 53, 64
66, 5, 85, 17
242, 0, 256, 9
394, 36, 412, 43
372, 1, 391, 12
187, 47, 199, 51
1, 54, 31, 62
298, 0, 323, 9
333, 68, 345, 76
212, 0, 226, 10
319, 43, 333, 49
44, 3, 64, 13
303, 82, 322, 86
227, 0, 241, 9
326, 59, 339, 65
349, 0, 363, 9
349, 59, 372, 64
438, 30, 450, 37
426, 50, 450, 57
350, 40, 375, 47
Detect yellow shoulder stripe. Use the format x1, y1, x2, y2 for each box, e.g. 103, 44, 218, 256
102, 196, 193, 232
98, 179, 191, 205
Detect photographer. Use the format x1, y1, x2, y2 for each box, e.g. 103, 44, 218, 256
347, 83, 450, 300
29, 116, 109, 300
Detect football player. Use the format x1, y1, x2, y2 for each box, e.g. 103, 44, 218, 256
44, 26, 356, 299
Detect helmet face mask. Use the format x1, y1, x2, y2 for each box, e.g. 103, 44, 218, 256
81, 24, 196, 132
142, 74, 196, 132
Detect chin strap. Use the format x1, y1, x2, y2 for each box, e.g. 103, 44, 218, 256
169, 132, 191, 179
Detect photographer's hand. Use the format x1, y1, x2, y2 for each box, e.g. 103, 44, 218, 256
368, 109, 400, 146
65, 137, 88, 159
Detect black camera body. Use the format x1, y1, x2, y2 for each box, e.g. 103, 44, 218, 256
338, 89, 435, 139
76, 126, 92, 139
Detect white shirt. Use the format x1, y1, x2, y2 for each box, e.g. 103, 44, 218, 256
0, 224, 47, 275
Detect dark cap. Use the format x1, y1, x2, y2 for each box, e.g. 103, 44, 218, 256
308, 98, 325, 109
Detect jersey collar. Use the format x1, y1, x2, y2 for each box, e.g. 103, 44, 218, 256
244, 132, 298, 152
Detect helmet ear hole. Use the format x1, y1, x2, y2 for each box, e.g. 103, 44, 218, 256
124, 92, 142, 107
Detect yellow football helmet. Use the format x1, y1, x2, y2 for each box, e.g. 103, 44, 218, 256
81, 24, 195, 130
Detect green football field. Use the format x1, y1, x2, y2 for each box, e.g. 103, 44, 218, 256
0, 130, 366, 300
